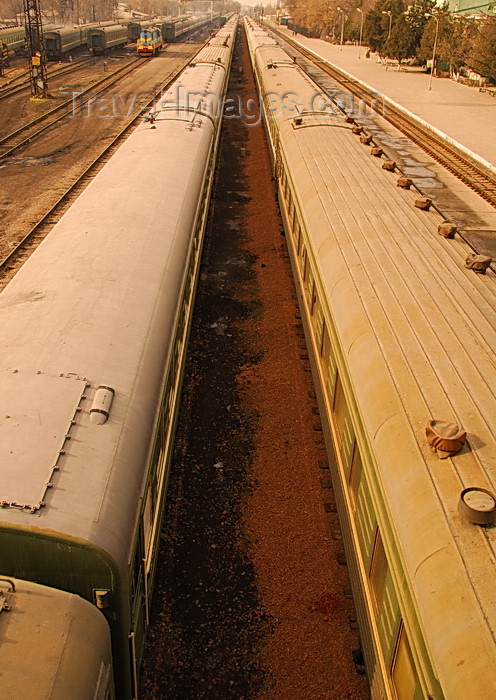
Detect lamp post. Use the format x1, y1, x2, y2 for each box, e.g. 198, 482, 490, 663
381, 9, 392, 38
337, 6, 346, 51
425, 12, 439, 91
357, 8, 364, 59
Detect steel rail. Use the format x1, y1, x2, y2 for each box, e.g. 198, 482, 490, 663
269, 25, 496, 210
0, 57, 96, 100
0, 47, 202, 287
0, 56, 143, 159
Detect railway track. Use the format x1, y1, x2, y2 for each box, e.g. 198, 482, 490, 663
0, 56, 144, 159
0, 52, 196, 289
270, 25, 496, 210
0, 57, 95, 100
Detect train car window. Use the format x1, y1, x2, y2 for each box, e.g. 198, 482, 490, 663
305, 270, 313, 300
143, 484, 156, 572
310, 281, 317, 315
349, 440, 363, 511
391, 621, 421, 700
293, 221, 300, 245
280, 168, 288, 199
320, 321, 330, 362
370, 527, 388, 616
291, 201, 297, 229
130, 529, 144, 611
297, 226, 304, 256
150, 410, 163, 479
288, 194, 294, 220
303, 253, 310, 288
332, 372, 346, 447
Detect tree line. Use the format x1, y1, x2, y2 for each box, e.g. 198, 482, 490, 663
0, 0, 236, 26
283, 0, 496, 82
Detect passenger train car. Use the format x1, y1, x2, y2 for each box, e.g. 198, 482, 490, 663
44, 26, 86, 60
0, 23, 116, 61
44, 22, 117, 60
87, 23, 129, 54
0, 25, 26, 57
0, 577, 114, 699
0, 15, 238, 700
161, 13, 217, 42
246, 17, 496, 700
137, 27, 162, 56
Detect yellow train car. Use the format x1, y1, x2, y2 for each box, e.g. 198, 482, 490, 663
246, 16, 496, 700
137, 27, 162, 56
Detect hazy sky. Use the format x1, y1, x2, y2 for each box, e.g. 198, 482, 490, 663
240, 1, 276, 7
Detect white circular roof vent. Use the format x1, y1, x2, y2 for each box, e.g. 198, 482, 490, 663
458, 487, 496, 526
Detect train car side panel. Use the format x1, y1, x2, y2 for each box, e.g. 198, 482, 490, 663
88, 24, 128, 54
245, 16, 496, 700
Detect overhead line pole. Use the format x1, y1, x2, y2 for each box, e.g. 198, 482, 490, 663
23, 0, 49, 98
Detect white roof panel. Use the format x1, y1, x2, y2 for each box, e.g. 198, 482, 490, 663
0, 372, 87, 511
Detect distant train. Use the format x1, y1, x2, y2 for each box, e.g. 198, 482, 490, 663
87, 23, 129, 55
246, 16, 496, 700
44, 25, 88, 60
45, 22, 118, 60
137, 27, 162, 56
125, 14, 218, 43
127, 19, 158, 42
0, 22, 126, 61
0, 25, 26, 57
161, 13, 219, 42
0, 15, 238, 700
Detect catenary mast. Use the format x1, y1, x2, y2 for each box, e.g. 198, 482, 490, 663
23, 0, 49, 98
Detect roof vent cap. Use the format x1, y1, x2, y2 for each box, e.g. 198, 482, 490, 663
90, 385, 115, 425
459, 487, 496, 525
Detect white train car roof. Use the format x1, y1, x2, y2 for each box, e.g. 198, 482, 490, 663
248, 19, 496, 698
246, 29, 278, 49
245, 21, 300, 70
88, 23, 127, 36
208, 35, 233, 47
190, 43, 232, 66
207, 22, 236, 44
0, 577, 112, 699
0, 22, 237, 573
43, 26, 81, 38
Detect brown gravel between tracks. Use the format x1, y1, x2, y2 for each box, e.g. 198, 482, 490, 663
140, 28, 371, 700
237, 39, 370, 699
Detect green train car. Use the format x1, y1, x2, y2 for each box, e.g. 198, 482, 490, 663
44, 26, 86, 60
0, 577, 114, 699
160, 13, 216, 42
87, 24, 128, 54
246, 16, 496, 700
0, 16, 238, 699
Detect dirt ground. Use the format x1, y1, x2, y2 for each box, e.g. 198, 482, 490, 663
0, 44, 198, 261
140, 27, 370, 700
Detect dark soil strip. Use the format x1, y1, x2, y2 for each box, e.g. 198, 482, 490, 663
140, 25, 370, 700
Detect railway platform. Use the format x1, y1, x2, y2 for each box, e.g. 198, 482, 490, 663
268, 22, 496, 168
